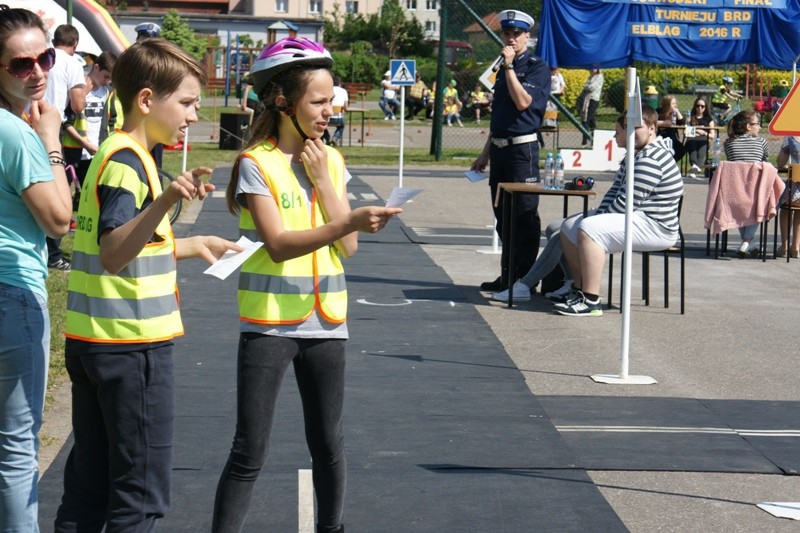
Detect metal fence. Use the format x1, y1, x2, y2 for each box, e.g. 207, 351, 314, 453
425, 0, 587, 159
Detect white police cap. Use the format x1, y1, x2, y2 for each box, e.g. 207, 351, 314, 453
498, 10, 534, 32
135, 22, 161, 37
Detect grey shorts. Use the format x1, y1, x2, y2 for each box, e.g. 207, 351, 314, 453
561, 211, 677, 253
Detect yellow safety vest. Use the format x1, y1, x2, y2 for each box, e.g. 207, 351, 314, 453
62, 113, 88, 149
66, 131, 183, 343
237, 141, 348, 325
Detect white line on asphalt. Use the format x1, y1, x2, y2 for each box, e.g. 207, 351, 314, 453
298, 469, 314, 533
361, 192, 378, 201
411, 228, 489, 239
211, 191, 226, 198
557, 425, 800, 437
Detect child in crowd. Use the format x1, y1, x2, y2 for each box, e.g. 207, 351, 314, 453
54, 39, 241, 531
211, 37, 401, 533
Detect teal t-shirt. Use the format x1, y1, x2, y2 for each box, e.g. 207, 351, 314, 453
0, 108, 55, 298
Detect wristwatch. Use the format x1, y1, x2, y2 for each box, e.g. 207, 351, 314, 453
503, 63, 514, 70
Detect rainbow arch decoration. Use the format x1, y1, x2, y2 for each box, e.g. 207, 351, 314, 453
7, 0, 129, 55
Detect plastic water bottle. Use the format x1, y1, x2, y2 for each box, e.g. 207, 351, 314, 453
542, 153, 554, 188
712, 136, 721, 168
554, 154, 565, 190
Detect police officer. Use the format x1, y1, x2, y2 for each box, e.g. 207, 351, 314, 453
135, 22, 161, 41
471, 9, 550, 292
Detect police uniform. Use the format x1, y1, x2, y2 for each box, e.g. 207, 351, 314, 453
489, 9, 551, 282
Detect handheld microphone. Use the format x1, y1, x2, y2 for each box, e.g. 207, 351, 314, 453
491, 55, 506, 73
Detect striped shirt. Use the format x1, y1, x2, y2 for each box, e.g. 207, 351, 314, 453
723, 134, 768, 163
597, 136, 684, 233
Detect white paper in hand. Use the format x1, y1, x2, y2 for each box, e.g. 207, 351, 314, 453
464, 170, 487, 182
203, 236, 263, 280
385, 187, 422, 208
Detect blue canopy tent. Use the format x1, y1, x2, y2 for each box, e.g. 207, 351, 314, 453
536, 0, 800, 70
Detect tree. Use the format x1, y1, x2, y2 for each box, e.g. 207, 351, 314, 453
160, 9, 208, 61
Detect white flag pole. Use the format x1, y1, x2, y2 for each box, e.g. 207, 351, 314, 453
592, 67, 656, 385
181, 126, 189, 174
399, 88, 405, 189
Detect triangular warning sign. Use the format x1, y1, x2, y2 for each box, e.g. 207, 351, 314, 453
769, 79, 800, 135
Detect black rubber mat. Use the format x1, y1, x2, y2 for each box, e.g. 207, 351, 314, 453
37, 173, 625, 532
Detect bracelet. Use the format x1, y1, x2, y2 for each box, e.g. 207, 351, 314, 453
48, 150, 63, 157
49, 156, 66, 167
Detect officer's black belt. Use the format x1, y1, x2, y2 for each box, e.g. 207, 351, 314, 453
490, 133, 538, 148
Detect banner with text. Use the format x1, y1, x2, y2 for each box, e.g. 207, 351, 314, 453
537, 0, 800, 69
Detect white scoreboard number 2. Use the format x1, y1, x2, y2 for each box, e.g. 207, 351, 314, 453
560, 130, 624, 172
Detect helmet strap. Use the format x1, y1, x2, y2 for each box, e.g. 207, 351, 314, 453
290, 113, 311, 141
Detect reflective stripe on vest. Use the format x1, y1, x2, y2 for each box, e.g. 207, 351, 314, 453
65, 131, 183, 343
62, 113, 89, 148
237, 141, 348, 325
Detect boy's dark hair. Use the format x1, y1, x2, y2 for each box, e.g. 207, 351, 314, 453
113, 39, 207, 115
53, 24, 79, 47
96, 51, 118, 73
615, 106, 657, 128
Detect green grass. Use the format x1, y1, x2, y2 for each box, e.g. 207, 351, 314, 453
45, 234, 72, 403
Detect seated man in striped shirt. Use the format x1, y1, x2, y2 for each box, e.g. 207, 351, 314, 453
555, 106, 684, 316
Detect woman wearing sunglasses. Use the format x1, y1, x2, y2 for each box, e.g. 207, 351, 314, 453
0, 5, 73, 530
685, 97, 716, 179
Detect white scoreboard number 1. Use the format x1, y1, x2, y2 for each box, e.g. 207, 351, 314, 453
560, 130, 624, 172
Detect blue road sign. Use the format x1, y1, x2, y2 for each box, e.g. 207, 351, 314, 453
390, 59, 416, 86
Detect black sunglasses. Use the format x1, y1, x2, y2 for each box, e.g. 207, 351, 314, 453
2, 48, 56, 79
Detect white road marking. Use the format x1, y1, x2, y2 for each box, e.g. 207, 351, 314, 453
556, 425, 800, 438
356, 298, 456, 307
298, 468, 314, 533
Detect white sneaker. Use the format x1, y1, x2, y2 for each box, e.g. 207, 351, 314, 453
545, 279, 574, 301
737, 241, 749, 257
690, 164, 702, 173
492, 281, 531, 302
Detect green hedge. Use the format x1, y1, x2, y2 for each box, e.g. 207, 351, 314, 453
558, 66, 793, 114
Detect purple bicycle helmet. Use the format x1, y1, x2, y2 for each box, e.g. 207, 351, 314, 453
249, 37, 333, 96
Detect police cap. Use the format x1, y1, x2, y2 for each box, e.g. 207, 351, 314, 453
498, 10, 534, 32
135, 22, 161, 38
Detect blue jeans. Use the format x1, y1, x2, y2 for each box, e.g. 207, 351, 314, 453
379, 97, 399, 118
739, 224, 758, 242
0, 282, 49, 533
519, 219, 570, 288
212, 334, 346, 533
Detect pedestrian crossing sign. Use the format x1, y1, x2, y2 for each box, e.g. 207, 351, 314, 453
390, 59, 415, 86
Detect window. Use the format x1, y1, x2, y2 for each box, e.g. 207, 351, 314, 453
309, 0, 322, 13
345, 0, 358, 12
275, 0, 288, 12
425, 20, 436, 33
426, 0, 437, 9
406, 0, 417, 10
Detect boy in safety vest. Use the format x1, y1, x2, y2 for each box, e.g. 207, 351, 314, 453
55, 40, 242, 531
62, 51, 117, 188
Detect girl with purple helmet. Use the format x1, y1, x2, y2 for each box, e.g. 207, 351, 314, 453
212, 37, 401, 533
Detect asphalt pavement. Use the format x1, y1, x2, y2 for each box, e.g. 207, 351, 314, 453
37, 120, 800, 531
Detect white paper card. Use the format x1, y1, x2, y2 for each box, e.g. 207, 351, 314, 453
464, 170, 487, 182
757, 502, 800, 520
203, 236, 263, 280
385, 187, 422, 208
684, 125, 697, 138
